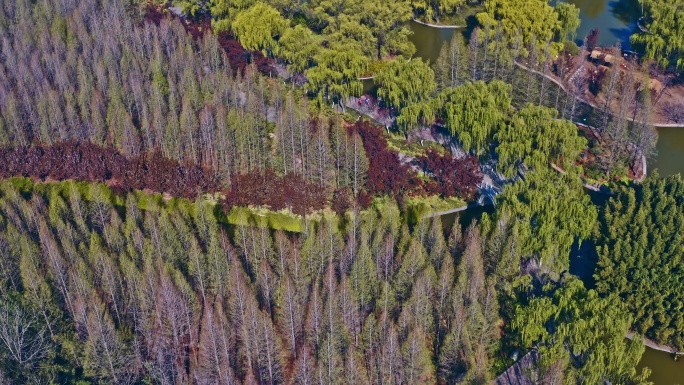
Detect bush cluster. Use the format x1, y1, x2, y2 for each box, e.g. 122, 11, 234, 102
0, 142, 219, 198
222, 169, 329, 215
353, 122, 482, 202
417, 148, 481, 201
352, 122, 422, 198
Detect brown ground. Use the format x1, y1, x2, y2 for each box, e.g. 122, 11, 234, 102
548, 48, 684, 126
654, 83, 684, 125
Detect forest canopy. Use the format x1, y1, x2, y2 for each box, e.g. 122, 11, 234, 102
631, 0, 684, 71
595, 174, 684, 350
477, 0, 581, 56
0, 0, 674, 383
512, 278, 651, 384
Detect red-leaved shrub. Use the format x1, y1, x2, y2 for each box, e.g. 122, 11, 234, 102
351, 121, 482, 202
416, 148, 482, 201
0, 142, 219, 198
351, 121, 422, 198
222, 169, 329, 216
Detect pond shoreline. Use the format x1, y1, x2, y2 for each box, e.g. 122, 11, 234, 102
411, 18, 463, 29
513, 60, 684, 129
627, 331, 683, 355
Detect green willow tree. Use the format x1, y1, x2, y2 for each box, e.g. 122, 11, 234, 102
478, 0, 580, 57
278, 25, 320, 74
306, 41, 369, 105
412, 0, 466, 23
311, 0, 416, 60
232, 2, 289, 55
554, 1, 581, 42
495, 104, 587, 177
631, 0, 684, 70
376, 57, 436, 126
512, 278, 652, 384
495, 168, 597, 272
209, 0, 256, 32
437, 80, 512, 154
360, 0, 415, 59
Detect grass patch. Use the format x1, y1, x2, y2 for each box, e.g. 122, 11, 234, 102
405, 195, 467, 224
224, 206, 305, 232
386, 132, 446, 158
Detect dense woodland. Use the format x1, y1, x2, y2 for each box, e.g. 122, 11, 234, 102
0, 0, 682, 383
0, 179, 652, 384
595, 174, 684, 350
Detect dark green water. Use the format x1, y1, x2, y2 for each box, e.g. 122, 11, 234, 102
562, 0, 641, 48
636, 347, 684, 385
652, 127, 684, 177
409, 20, 458, 64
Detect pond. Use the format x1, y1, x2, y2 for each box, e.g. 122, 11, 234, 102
637, 347, 684, 385
409, 20, 458, 64
652, 127, 684, 177
560, 0, 641, 49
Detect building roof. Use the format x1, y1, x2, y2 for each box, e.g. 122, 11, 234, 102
590, 50, 615, 64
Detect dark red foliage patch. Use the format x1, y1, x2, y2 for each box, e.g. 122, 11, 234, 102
351, 121, 482, 203
351, 121, 422, 198
331, 188, 352, 215
222, 169, 329, 216
416, 148, 482, 201
215, 33, 274, 75
143, 4, 166, 26
0, 142, 219, 198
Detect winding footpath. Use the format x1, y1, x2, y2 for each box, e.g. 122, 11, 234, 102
514, 60, 684, 129
626, 332, 683, 356
411, 18, 463, 29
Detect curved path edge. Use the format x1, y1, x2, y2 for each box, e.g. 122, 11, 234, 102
411, 18, 463, 29
626, 331, 683, 355
423, 201, 493, 218
513, 61, 684, 129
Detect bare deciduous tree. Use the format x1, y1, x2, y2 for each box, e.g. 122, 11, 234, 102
0, 302, 51, 370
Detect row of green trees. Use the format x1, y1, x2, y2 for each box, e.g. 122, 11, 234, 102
477, 0, 581, 56
338, 22, 655, 182
0, 1, 668, 382
595, 174, 684, 350
167, 0, 586, 104
171, 0, 415, 103
375, 54, 590, 178
0, 177, 650, 384
0, 178, 498, 383
512, 278, 651, 383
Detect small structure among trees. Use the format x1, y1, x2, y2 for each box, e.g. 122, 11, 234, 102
589, 50, 615, 67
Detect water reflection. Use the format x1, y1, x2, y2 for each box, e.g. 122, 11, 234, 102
637, 346, 684, 385
408, 21, 458, 64
567, 0, 609, 19
561, 0, 639, 47
611, 0, 641, 25
650, 127, 684, 177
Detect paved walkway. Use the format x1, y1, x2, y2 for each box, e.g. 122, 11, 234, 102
626, 331, 684, 355
411, 18, 463, 29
